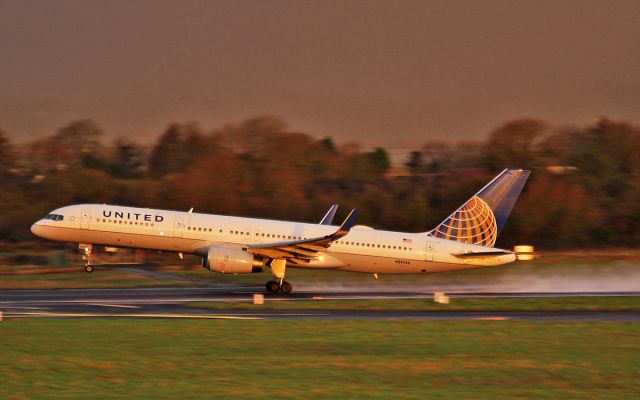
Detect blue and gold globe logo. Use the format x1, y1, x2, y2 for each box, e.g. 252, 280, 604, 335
431, 196, 497, 247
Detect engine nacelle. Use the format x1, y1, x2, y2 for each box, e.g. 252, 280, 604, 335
201, 246, 265, 274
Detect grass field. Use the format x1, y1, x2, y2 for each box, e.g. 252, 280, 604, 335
186, 296, 640, 312
1, 319, 639, 399
0, 269, 189, 289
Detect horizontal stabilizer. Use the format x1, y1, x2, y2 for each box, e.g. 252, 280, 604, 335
450, 250, 514, 258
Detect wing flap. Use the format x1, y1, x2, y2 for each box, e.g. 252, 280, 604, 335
247, 209, 358, 263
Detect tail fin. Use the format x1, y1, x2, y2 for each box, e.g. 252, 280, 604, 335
427, 169, 530, 247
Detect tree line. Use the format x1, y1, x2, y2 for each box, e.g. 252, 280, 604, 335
1, 115, 639, 249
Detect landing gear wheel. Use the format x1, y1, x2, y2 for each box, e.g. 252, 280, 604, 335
266, 280, 280, 294
81, 245, 94, 273
280, 281, 293, 294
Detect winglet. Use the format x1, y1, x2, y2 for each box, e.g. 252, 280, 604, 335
319, 204, 339, 225
335, 209, 359, 237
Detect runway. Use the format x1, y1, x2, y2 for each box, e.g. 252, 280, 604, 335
1, 286, 639, 321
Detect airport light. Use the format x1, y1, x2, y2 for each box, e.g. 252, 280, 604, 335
514, 245, 535, 261
434, 292, 450, 304
253, 294, 265, 305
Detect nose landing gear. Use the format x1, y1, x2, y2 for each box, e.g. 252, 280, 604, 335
81, 244, 94, 273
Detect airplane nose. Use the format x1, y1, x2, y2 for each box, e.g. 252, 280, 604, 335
31, 222, 44, 237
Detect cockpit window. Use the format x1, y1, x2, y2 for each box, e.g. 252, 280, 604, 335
43, 214, 64, 221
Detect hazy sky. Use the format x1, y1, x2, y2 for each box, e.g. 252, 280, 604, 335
1, 0, 638, 146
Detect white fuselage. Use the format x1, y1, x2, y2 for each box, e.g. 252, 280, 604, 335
31, 204, 516, 274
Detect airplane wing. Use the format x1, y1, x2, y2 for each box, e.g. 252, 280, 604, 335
247, 209, 358, 265
319, 204, 339, 225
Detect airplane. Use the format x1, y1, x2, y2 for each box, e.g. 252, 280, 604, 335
31, 168, 530, 294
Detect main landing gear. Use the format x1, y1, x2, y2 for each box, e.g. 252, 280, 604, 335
265, 258, 292, 294
266, 279, 293, 294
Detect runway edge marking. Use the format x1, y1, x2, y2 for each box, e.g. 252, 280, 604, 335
4, 311, 262, 320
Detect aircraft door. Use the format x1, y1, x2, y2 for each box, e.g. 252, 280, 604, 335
254, 230, 262, 243
174, 217, 184, 238
81, 209, 90, 230
425, 241, 434, 261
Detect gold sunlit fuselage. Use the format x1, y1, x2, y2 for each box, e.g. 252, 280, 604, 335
31, 204, 516, 274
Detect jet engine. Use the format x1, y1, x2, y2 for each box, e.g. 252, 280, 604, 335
201, 246, 265, 274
